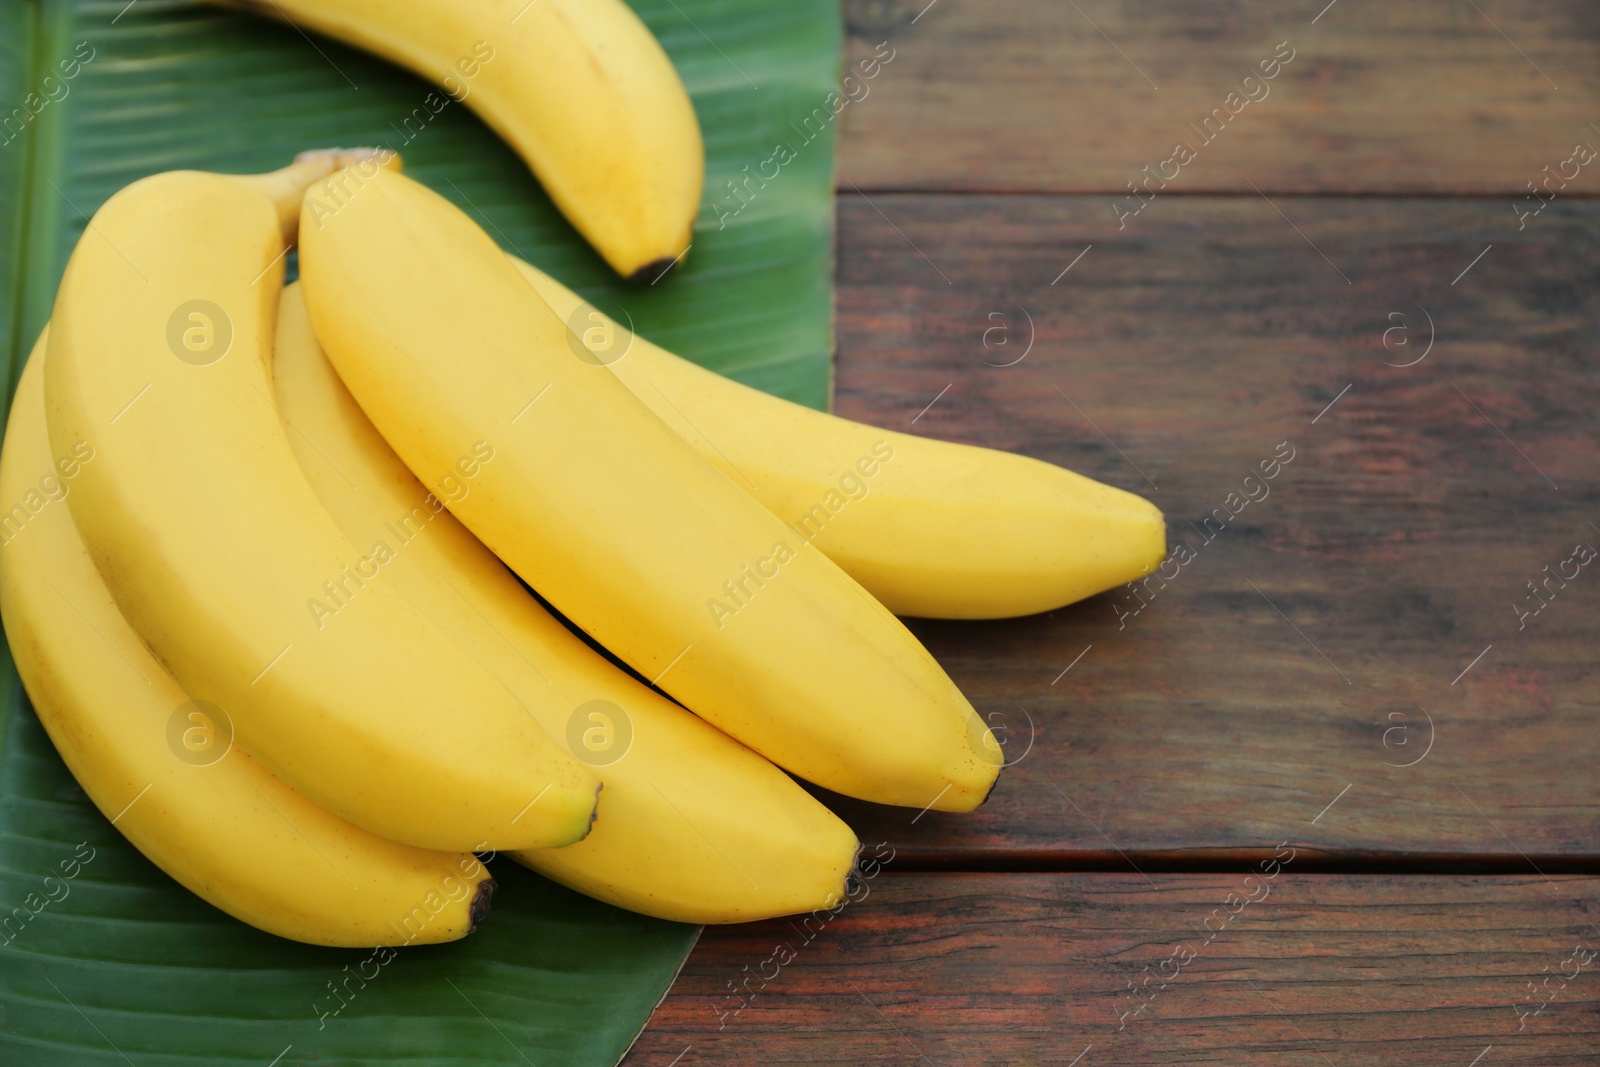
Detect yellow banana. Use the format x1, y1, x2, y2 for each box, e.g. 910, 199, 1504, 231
1, 339, 492, 947
43, 156, 598, 852
299, 166, 1000, 812
274, 283, 859, 923
214, 0, 701, 282
516, 259, 1168, 619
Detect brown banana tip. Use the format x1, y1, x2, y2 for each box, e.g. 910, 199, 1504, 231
468, 877, 497, 932
627, 256, 680, 286
577, 780, 603, 842
845, 846, 867, 898
981, 771, 1002, 806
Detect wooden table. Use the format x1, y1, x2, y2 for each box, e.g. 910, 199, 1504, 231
625, 2, 1600, 1062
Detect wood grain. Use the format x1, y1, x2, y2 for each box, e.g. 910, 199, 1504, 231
807, 192, 1600, 865
838, 0, 1600, 194
623, 872, 1600, 1065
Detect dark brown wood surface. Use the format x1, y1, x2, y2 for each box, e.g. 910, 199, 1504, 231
840, 0, 1600, 194
631, 1, 1600, 1062
626, 873, 1600, 1065
814, 193, 1600, 866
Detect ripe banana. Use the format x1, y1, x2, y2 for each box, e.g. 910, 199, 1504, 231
2, 338, 492, 947
43, 156, 598, 852
213, 0, 701, 282
516, 259, 1168, 619
298, 166, 1001, 812
274, 282, 860, 923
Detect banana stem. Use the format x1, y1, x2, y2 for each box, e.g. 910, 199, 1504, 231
238, 148, 403, 245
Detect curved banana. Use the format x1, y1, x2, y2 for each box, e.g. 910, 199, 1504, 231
299, 166, 1001, 812
216, 0, 702, 282
43, 157, 598, 852
517, 259, 1168, 619
274, 283, 859, 923
1, 339, 493, 947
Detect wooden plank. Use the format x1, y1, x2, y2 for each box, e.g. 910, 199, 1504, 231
838, 0, 1600, 194
811, 192, 1600, 864
624, 872, 1600, 1065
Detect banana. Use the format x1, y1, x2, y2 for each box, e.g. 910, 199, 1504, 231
212, 0, 701, 282
274, 282, 859, 923
299, 166, 1000, 812
1, 338, 493, 947
43, 156, 598, 852
516, 259, 1168, 619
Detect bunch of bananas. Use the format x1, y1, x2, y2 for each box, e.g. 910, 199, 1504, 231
0, 2, 1163, 948
0, 153, 1163, 944
6, 0, 1171, 953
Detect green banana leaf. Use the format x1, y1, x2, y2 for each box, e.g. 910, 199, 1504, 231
0, 0, 841, 1063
